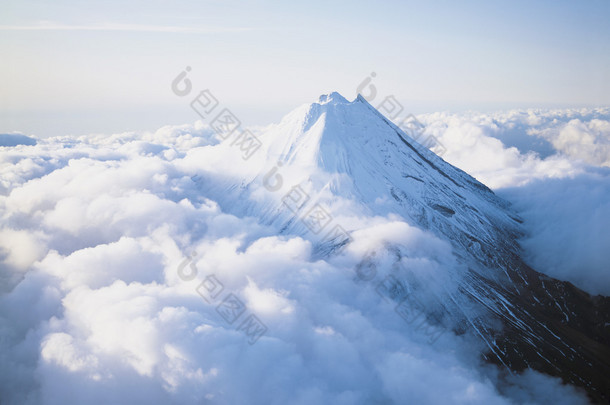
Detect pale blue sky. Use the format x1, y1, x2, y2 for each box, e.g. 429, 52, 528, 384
1, 0, 609, 137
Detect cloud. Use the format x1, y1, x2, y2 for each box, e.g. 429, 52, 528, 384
532, 118, 610, 167
419, 107, 609, 189
0, 228, 47, 291
0, 120, 592, 404
498, 168, 610, 296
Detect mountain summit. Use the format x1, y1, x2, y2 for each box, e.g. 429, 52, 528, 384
253, 93, 519, 264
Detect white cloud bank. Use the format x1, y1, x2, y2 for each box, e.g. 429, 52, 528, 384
498, 168, 610, 296
421, 107, 610, 189
0, 111, 599, 404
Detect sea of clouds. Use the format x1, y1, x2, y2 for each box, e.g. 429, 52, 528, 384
1, 106, 607, 404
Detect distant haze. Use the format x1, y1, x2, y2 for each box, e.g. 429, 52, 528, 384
1, 0, 609, 137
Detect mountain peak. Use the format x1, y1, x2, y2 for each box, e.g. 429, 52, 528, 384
267, 91, 441, 173
317, 91, 349, 105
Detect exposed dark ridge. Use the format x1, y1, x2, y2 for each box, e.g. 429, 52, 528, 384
430, 204, 455, 217
403, 175, 424, 183
393, 128, 465, 189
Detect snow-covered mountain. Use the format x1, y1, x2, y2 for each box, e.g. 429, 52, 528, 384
200, 92, 610, 403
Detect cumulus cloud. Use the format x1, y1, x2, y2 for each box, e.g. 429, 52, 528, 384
419, 107, 610, 189
532, 117, 610, 167
0, 117, 593, 404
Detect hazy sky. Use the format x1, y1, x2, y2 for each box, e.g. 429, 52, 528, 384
1, 0, 609, 137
